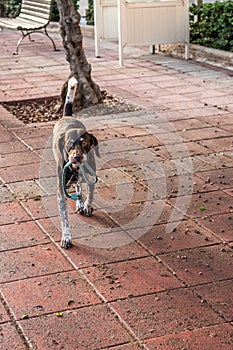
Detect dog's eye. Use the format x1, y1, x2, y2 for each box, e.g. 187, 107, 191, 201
82, 140, 88, 147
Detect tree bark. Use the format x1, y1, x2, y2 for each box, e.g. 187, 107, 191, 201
56, 0, 102, 112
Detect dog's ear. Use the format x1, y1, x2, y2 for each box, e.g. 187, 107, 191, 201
65, 140, 74, 153
89, 134, 100, 157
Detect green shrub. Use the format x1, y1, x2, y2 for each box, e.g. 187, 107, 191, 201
85, 0, 94, 25
1, 0, 21, 17
190, 1, 233, 52
51, 1, 79, 22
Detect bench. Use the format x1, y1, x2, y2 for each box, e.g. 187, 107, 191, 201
0, 0, 57, 54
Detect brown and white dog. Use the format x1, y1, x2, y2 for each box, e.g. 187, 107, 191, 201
52, 77, 99, 248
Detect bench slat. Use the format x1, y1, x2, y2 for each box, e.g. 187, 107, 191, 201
22, 2, 51, 11
0, 17, 46, 30
19, 13, 49, 24
21, 0, 52, 21
22, 0, 52, 6
22, 5, 51, 14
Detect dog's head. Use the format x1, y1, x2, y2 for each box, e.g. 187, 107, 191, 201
65, 129, 100, 164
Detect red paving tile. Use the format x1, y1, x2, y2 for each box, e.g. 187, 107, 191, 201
7, 179, 46, 200
178, 141, 211, 157
96, 182, 149, 208
198, 136, 233, 153
191, 157, 220, 173
159, 244, 233, 286
21, 135, 52, 150
195, 213, 233, 242
0, 220, 49, 251
195, 153, 233, 169
144, 323, 233, 349
111, 288, 223, 340
171, 118, 210, 131
0, 182, 15, 203
0, 201, 31, 225
194, 280, 233, 322
168, 190, 233, 219
1, 271, 101, 319
1, 28, 233, 349
0, 301, 10, 323
19, 304, 132, 349
179, 126, 232, 142
0, 322, 28, 350
0, 150, 41, 168
89, 126, 122, 141
75, 228, 140, 249
11, 125, 54, 141
0, 139, 29, 155
0, 130, 17, 143
1, 162, 48, 183
82, 256, 182, 301
137, 219, 221, 255
131, 134, 162, 149
108, 199, 171, 229
65, 240, 149, 268
196, 167, 233, 190
38, 207, 120, 242
154, 173, 219, 200
0, 108, 25, 129
22, 195, 59, 220
1, 244, 72, 283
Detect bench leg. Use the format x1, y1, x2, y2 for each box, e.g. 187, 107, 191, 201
44, 27, 57, 52
15, 28, 57, 54
16, 31, 27, 54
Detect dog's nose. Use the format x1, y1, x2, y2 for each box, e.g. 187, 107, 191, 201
74, 155, 83, 162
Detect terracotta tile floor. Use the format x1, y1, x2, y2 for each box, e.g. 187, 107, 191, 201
0, 28, 232, 349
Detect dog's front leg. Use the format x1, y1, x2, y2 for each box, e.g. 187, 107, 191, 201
57, 193, 72, 248
57, 166, 72, 248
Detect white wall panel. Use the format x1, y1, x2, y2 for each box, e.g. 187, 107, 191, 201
94, 0, 189, 65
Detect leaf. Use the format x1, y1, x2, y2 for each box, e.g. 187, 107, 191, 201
55, 312, 63, 317
199, 205, 206, 211
21, 314, 29, 319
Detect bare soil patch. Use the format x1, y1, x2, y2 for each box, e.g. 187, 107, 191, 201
2, 92, 140, 124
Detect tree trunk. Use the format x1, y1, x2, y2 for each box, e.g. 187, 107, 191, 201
56, 0, 102, 112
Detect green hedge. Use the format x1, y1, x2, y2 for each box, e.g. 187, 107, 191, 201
51, 1, 79, 22
85, 0, 94, 25
1, 0, 21, 17
190, 1, 233, 52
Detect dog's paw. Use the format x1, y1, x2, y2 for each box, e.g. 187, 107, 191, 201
76, 201, 84, 215
77, 208, 84, 215
61, 237, 73, 249
83, 206, 93, 217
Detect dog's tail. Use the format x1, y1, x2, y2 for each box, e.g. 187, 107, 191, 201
63, 77, 78, 116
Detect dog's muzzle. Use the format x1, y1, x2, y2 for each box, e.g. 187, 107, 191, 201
68, 153, 87, 164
